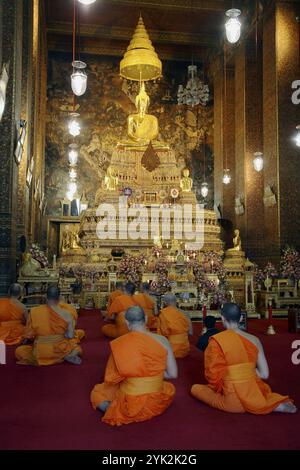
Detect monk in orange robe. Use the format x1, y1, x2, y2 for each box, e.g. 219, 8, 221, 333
107, 282, 124, 310
59, 302, 85, 342
15, 286, 82, 366
191, 303, 297, 414
91, 306, 177, 426
102, 282, 136, 338
133, 282, 158, 330
0, 283, 27, 345
158, 293, 193, 358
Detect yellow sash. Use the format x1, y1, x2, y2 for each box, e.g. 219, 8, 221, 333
35, 334, 65, 344
225, 362, 256, 384
168, 333, 188, 344
120, 375, 163, 395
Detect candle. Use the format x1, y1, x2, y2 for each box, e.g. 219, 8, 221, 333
268, 301, 273, 326
53, 254, 57, 269
202, 303, 207, 321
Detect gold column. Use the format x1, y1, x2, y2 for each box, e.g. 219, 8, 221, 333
234, 44, 247, 242
263, 2, 299, 261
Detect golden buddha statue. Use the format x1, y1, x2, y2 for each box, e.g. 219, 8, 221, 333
227, 229, 242, 252
180, 168, 193, 192
103, 167, 118, 191
125, 82, 159, 145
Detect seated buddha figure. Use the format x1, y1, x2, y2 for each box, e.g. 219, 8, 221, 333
227, 229, 242, 252
103, 167, 118, 191
180, 168, 193, 192
123, 82, 167, 149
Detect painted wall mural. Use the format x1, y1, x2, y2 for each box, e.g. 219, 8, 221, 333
45, 52, 214, 216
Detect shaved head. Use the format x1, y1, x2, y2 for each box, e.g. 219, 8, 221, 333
141, 282, 150, 292
221, 303, 241, 324
124, 282, 136, 296
47, 285, 60, 302
116, 281, 124, 290
125, 306, 146, 325
163, 293, 177, 306
9, 283, 22, 298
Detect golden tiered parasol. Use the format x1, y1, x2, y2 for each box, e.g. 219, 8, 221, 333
120, 15, 162, 81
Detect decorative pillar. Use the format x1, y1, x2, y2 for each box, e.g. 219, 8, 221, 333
0, 0, 23, 294
212, 56, 235, 246
263, 1, 299, 261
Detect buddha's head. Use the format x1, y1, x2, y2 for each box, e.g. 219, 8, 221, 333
23, 252, 32, 263
234, 229, 240, 236
135, 82, 150, 117
183, 168, 190, 178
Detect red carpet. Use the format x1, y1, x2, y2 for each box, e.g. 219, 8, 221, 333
1, 310, 299, 450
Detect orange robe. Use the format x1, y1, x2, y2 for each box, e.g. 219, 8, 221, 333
59, 302, 85, 342
15, 305, 82, 366
133, 293, 157, 330
102, 294, 136, 338
191, 330, 291, 414
157, 306, 190, 358
90, 331, 175, 426
0, 298, 26, 345
107, 289, 123, 310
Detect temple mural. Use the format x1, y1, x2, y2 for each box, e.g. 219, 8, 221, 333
45, 52, 214, 216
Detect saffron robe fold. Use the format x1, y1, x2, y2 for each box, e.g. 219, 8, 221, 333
107, 289, 123, 310
90, 331, 175, 426
59, 302, 85, 342
133, 293, 157, 329
157, 306, 190, 358
102, 294, 136, 338
0, 298, 26, 345
15, 305, 82, 366
191, 329, 291, 414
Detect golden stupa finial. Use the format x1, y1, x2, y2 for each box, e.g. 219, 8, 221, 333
120, 15, 162, 82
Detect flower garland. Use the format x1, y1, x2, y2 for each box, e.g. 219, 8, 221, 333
281, 247, 300, 280
117, 254, 146, 284
29, 243, 48, 268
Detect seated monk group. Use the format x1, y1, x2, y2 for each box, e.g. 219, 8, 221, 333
15, 286, 83, 366
0, 284, 28, 345
91, 306, 177, 426
103, 284, 192, 359
191, 303, 297, 414
103, 281, 158, 338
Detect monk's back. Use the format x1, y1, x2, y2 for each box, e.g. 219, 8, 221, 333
30, 305, 68, 336
212, 329, 258, 365
160, 306, 189, 334
0, 298, 23, 321
111, 331, 167, 377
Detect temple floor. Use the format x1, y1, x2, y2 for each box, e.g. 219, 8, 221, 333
1, 310, 299, 450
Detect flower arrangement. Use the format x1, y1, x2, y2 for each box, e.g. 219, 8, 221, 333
281, 247, 300, 280
202, 251, 226, 279
263, 262, 278, 279
152, 246, 163, 258
117, 254, 146, 284
29, 243, 48, 268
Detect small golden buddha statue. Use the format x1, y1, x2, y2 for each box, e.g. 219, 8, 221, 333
227, 229, 242, 252
61, 230, 71, 254
71, 231, 81, 250
180, 168, 193, 192
104, 167, 118, 191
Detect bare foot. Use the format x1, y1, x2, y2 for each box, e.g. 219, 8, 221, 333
97, 400, 111, 413
64, 353, 82, 365
274, 402, 297, 413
